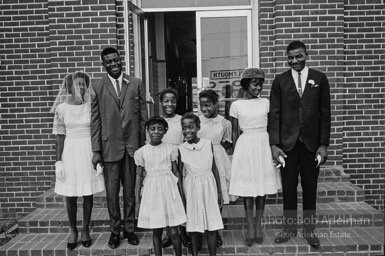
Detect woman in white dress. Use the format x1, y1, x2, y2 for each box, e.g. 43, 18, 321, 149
229, 68, 281, 246
51, 72, 105, 250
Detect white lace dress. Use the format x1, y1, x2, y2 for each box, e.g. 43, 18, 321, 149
134, 143, 186, 229
198, 115, 234, 204
229, 98, 281, 197
53, 102, 105, 197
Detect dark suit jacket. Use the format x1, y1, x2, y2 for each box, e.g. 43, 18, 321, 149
91, 73, 147, 162
268, 68, 331, 152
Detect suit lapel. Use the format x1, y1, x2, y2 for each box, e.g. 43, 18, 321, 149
120, 75, 130, 108
285, 70, 300, 99
104, 76, 120, 106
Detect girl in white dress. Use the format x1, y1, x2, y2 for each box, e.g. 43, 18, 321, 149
198, 89, 233, 247
160, 88, 184, 149
134, 116, 186, 256
158, 88, 190, 248
179, 113, 224, 256
51, 72, 105, 250
229, 68, 281, 246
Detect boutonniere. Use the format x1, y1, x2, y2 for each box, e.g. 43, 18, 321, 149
123, 77, 129, 84
308, 79, 318, 88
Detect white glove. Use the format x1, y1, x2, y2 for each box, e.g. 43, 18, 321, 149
95, 163, 103, 177
55, 161, 65, 181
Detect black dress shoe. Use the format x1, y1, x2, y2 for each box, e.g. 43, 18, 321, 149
125, 232, 139, 245
81, 230, 92, 247
67, 232, 78, 250
254, 236, 263, 244
303, 231, 320, 248
216, 233, 223, 247
82, 239, 92, 247
180, 233, 191, 248
245, 237, 255, 247
274, 229, 297, 244
67, 241, 77, 250
162, 235, 172, 248
108, 232, 121, 249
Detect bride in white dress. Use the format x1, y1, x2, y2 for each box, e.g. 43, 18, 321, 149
51, 71, 105, 250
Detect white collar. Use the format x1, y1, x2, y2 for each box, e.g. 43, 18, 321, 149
108, 74, 123, 86
182, 138, 207, 151
291, 66, 309, 78
200, 114, 222, 124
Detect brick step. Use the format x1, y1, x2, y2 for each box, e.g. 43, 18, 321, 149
0, 227, 383, 256
36, 181, 364, 209
48, 166, 349, 186
18, 202, 383, 234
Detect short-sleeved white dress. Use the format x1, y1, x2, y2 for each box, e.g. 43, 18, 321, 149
53, 102, 105, 197
179, 138, 224, 233
198, 115, 234, 204
134, 142, 186, 229
229, 98, 281, 197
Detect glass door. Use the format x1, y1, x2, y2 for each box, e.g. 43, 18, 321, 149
196, 10, 252, 117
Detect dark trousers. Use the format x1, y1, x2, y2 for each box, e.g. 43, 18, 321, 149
280, 140, 319, 232
103, 149, 136, 234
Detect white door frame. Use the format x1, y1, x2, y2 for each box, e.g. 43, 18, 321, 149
125, 1, 260, 100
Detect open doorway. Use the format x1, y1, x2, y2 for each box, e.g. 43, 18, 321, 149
164, 12, 196, 115
139, 9, 252, 117
146, 12, 196, 116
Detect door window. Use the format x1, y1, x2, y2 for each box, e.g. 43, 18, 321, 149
196, 10, 252, 116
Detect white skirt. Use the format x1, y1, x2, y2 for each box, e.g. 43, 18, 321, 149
184, 173, 224, 233
138, 172, 186, 229
229, 130, 281, 197
54, 137, 105, 197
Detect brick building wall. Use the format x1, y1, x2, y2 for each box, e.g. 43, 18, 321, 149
1, 0, 52, 220
0, 0, 125, 220
0, 0, 383, 220
342, 0, 384, 210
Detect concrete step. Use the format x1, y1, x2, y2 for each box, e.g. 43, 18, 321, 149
36, 181, 364, 209
0, 227, 383, 256
17, 202, 383, 234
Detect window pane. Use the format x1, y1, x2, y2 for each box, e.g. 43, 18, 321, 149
200, 16, 248, 116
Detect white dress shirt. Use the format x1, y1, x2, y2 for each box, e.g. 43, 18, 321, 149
108, 74, 123, 95
291, 66, 309, 93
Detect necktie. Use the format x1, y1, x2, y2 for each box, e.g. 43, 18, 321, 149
115, 79, 121, 97
297, 72, 302, 97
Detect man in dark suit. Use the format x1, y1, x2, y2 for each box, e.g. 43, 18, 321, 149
269, 41, 331, 248
91, 47, 147, 249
